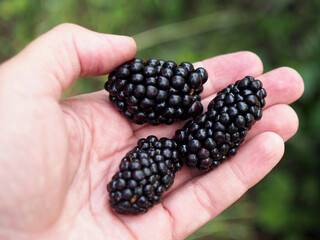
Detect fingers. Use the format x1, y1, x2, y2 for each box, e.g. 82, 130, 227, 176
197, 51, 264, 98
162, 132, 284, 239
0, 23, 136, 99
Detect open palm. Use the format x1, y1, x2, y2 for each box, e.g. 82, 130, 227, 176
0, 24, 304, 240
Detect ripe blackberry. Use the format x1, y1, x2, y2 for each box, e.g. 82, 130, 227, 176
104, 58, 208, 125
174, 76, 267, 171
107, 136, 182, 214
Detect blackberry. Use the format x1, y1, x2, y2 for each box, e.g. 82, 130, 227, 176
105, 58, 208, 125
107, 136, 182, 214
174, 76, 267, 171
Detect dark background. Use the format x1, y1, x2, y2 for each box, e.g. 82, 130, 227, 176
0, 0, 319, 239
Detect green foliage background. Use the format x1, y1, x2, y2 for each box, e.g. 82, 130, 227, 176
0, 0, 319, 239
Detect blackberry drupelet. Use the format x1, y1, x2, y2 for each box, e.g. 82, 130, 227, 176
107, 136, 182, 214
174, 76, 267, 171
104, 58, 208, 125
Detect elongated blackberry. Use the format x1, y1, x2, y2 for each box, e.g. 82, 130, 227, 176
107, 136, 182, 214
104, 58, 207, 125
174, 76, 267, 171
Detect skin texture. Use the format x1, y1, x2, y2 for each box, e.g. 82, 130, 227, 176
0, 24, 304, 240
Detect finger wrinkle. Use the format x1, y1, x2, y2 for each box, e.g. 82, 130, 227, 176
70, 31, 85, 79
101, 36, 118, 73
114, 215, 138, 240
161, 204, 175, 240
43, 27, 81, 92
227, 159, 250, 191
192, 179, 219, 219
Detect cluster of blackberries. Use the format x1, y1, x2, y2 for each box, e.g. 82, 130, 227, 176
105, 57, 267, 215
107, 136, 182, 214
104, 58, 208, 125
174, 76, 267, 170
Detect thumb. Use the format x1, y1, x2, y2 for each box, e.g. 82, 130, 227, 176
0, 23, 137, 99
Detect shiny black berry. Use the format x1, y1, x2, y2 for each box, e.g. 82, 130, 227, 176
107, 136, 182, 215
174, 76, 266, 171
105, 58, 208, 125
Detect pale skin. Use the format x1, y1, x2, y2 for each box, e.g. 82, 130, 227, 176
0, 24, 304, 240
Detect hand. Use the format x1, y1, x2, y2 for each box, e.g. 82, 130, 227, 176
0, 24, 304, 240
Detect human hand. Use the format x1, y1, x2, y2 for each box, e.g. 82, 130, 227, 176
0, 24, 304, 240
